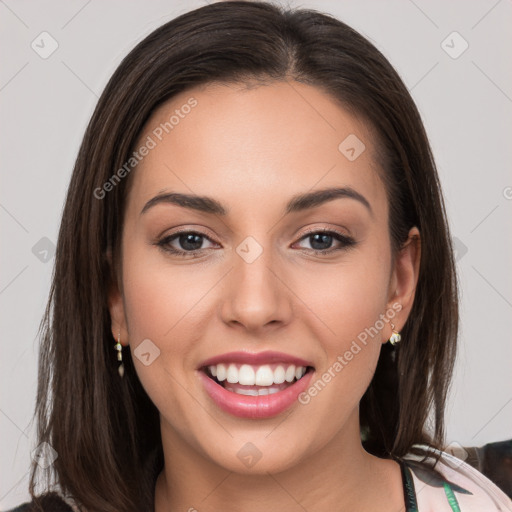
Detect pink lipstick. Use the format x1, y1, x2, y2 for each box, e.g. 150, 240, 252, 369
197, 351, 315, 419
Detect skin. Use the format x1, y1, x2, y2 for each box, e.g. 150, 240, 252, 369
108, 80, 421, 512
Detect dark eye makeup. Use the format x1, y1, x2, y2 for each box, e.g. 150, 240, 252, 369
155, 227, 357, 259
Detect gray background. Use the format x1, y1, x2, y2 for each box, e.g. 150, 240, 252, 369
1, 0, 511, 508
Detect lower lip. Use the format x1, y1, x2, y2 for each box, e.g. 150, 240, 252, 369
198, 369, 314, 419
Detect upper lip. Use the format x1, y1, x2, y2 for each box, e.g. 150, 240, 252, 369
199, 350, 314, 369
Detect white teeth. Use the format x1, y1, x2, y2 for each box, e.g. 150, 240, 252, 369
225, 386, 283, 396
226, 364, 238, 383
208, 362, 308, 386
285, 365, 296, 382
231, 387, 259, 396
238, 364, 255, 385
273, 365, 286, 384
255, 365, 274, 386
295, 366, 306, 379
216, 363, 227, 382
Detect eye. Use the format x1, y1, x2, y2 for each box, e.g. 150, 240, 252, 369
293, 229, 356, 255
156, 228, 356, 258
156, 230, 218, 257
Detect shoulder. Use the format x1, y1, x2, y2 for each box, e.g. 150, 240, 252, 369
3, 493, 75, 512
403, 445, 512, 512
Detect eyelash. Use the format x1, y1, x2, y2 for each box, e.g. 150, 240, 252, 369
155, 227, 356, 258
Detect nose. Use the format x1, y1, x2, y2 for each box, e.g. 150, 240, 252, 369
220, 239, 293, 334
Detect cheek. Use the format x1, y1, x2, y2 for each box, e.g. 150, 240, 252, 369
295, 237, 391, 405
296, 269, 389, 436
120, 249, 212, 429
120, 243, 208, 389
296, 240, 391, 348
122, 239, 211, 343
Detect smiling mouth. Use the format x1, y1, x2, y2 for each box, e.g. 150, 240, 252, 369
201, 363, 315, 396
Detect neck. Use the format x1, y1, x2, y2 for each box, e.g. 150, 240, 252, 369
154, 411, 404, 512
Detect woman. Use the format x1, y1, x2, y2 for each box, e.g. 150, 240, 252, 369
6, 1, 511, 511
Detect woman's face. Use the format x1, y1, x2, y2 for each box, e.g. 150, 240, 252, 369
109, 80, 419, 474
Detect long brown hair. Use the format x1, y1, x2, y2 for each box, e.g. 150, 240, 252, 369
29, 1, 458, 510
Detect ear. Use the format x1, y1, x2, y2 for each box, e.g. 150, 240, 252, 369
106, 249, 129, 346
384, 226, 421, 342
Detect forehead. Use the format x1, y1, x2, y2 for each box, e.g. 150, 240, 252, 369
127, 80, 386, 218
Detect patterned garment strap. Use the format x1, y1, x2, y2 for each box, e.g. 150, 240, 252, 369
443, 480, 462, 512
400, 459, 419, 512
401, 459, 465, 512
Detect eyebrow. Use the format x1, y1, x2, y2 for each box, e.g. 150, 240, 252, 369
140, 186, 373, 217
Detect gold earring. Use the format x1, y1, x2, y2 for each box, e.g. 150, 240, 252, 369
114, 331, 125, 378
389, 323, 401, 346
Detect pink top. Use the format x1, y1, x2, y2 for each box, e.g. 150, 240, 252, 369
402, 445, 512, 511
